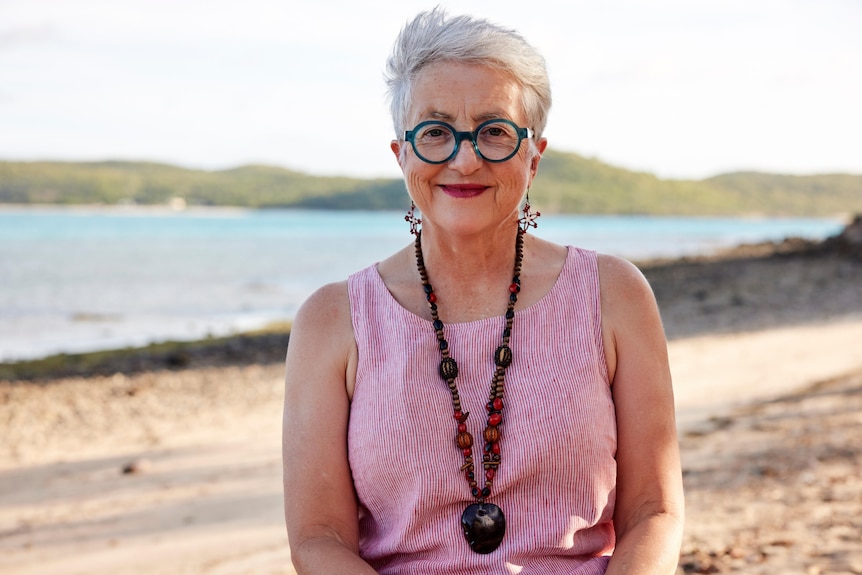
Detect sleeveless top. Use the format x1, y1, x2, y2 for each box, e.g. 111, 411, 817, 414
347, 246, 616, 575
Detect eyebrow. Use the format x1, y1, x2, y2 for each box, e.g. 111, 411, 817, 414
425, 111, 453, 120
423, 110, 512, 124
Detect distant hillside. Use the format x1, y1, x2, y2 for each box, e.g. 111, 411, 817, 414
0, 161, 407, 210
532, 151, 862, 216
1, 152, 859, 216
703, 171, 862, 216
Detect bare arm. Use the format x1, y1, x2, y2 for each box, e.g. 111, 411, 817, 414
599, 255, 685, 575
282, 281, 378, 574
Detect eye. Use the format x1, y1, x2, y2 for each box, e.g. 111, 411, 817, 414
480, 122, 515, 139
418, 125, 452, 140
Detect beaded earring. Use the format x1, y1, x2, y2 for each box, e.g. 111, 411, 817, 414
519, 190, 540, 232
405, 201, 422, 236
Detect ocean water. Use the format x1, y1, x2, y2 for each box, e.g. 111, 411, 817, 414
0, 207, 845, 362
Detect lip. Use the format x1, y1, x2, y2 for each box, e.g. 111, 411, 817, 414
438, 184, 489, 198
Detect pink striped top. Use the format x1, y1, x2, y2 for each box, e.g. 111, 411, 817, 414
347, 246, 616, 575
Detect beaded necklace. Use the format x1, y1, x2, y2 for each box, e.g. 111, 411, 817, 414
413, 229, 524, 554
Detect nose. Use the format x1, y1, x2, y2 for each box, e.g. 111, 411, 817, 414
448, 136, 483, 173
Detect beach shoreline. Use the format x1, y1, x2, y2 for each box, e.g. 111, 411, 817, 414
1, 208, 849, 363
1, 221, 861, 574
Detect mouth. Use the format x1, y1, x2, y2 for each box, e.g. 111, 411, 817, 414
439, 184, 489, 198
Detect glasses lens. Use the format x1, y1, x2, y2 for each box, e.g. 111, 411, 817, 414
412, 123, 456, 163
476, 121, 521, 161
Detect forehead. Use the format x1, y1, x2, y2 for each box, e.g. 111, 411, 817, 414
408, 61, 526, 127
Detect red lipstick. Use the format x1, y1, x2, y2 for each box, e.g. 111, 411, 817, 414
439, 184, 488, 198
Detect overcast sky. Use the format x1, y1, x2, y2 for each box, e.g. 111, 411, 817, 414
2, 0, 860, 179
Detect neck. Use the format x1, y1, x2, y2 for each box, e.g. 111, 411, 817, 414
414, 222, 525, 323
418, 220, 522, 281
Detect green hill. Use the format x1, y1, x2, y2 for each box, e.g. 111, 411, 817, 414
532, 151, 862, 216
702, 171, 862, 216
1, 151, 859, 216
0, 161, 406, 209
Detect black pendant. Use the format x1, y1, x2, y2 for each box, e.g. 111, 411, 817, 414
461, 502, 505, 554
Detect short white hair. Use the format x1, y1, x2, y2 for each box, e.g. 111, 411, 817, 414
385, 8, 552, 140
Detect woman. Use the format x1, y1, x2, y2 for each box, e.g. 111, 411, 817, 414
283, 9, 683, 574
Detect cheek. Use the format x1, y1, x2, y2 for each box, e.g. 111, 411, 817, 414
496, 161, 534, 194
402, 163, 436, 199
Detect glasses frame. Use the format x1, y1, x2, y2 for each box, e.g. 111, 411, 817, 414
404, 119, 533, 164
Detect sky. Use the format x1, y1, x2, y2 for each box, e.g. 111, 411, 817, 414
1, 0, 860, 180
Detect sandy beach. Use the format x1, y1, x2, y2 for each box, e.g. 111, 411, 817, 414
1, 221, 861, 574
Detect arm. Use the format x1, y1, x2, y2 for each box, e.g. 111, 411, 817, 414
282, 281, 379, 574
599, 255, 685, 575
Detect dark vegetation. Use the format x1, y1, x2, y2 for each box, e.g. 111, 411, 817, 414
0, 328, 291, 383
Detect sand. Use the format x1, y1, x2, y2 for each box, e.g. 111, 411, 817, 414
1, 225, 861, 574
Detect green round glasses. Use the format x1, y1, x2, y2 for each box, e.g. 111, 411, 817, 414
404, 119, 534, 164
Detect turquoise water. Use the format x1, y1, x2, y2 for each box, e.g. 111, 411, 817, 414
0, 207, 844, 361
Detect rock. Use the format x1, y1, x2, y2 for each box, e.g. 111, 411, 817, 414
121, 458, 150, 475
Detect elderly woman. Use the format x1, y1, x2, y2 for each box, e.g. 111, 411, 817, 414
283, 9, 683, 575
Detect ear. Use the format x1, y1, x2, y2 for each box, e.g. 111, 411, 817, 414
390, 140, 405, 169
528, 137, 548, 180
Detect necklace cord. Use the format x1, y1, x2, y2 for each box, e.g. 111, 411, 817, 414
413, 229, 525, 502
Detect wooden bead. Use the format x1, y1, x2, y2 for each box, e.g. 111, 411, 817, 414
456, 432, 474, 449
483, 427, 500, 443
439, 357, 459, 380
494, 345, 512, 368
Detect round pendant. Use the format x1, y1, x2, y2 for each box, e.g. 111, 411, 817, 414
461, 502, 506, 554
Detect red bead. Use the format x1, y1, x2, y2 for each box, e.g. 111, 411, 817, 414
493, 398, 503, 411
454, 410, 462, 421
509, 283, 520, 293
491, 442, 500, 455
485, 468, 496, 480
458, 423, 467, 433
428, 292, 437, 303
488, 413, 502, 426
462, 448, 472, 456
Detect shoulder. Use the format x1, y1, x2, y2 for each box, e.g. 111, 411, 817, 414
287, 280, 356, 383
596, 254, 664, 383
294, 280, 352, 331
596, 253, 654, 303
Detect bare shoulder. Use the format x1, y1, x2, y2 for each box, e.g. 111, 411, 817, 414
596, 253, 655, 304
286, 280, 356, 396
292, 280, 352, 336
596, 253, 665, 384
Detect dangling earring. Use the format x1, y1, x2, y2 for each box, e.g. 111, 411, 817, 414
519, 189, 540, 232
405, 201, 422, 236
